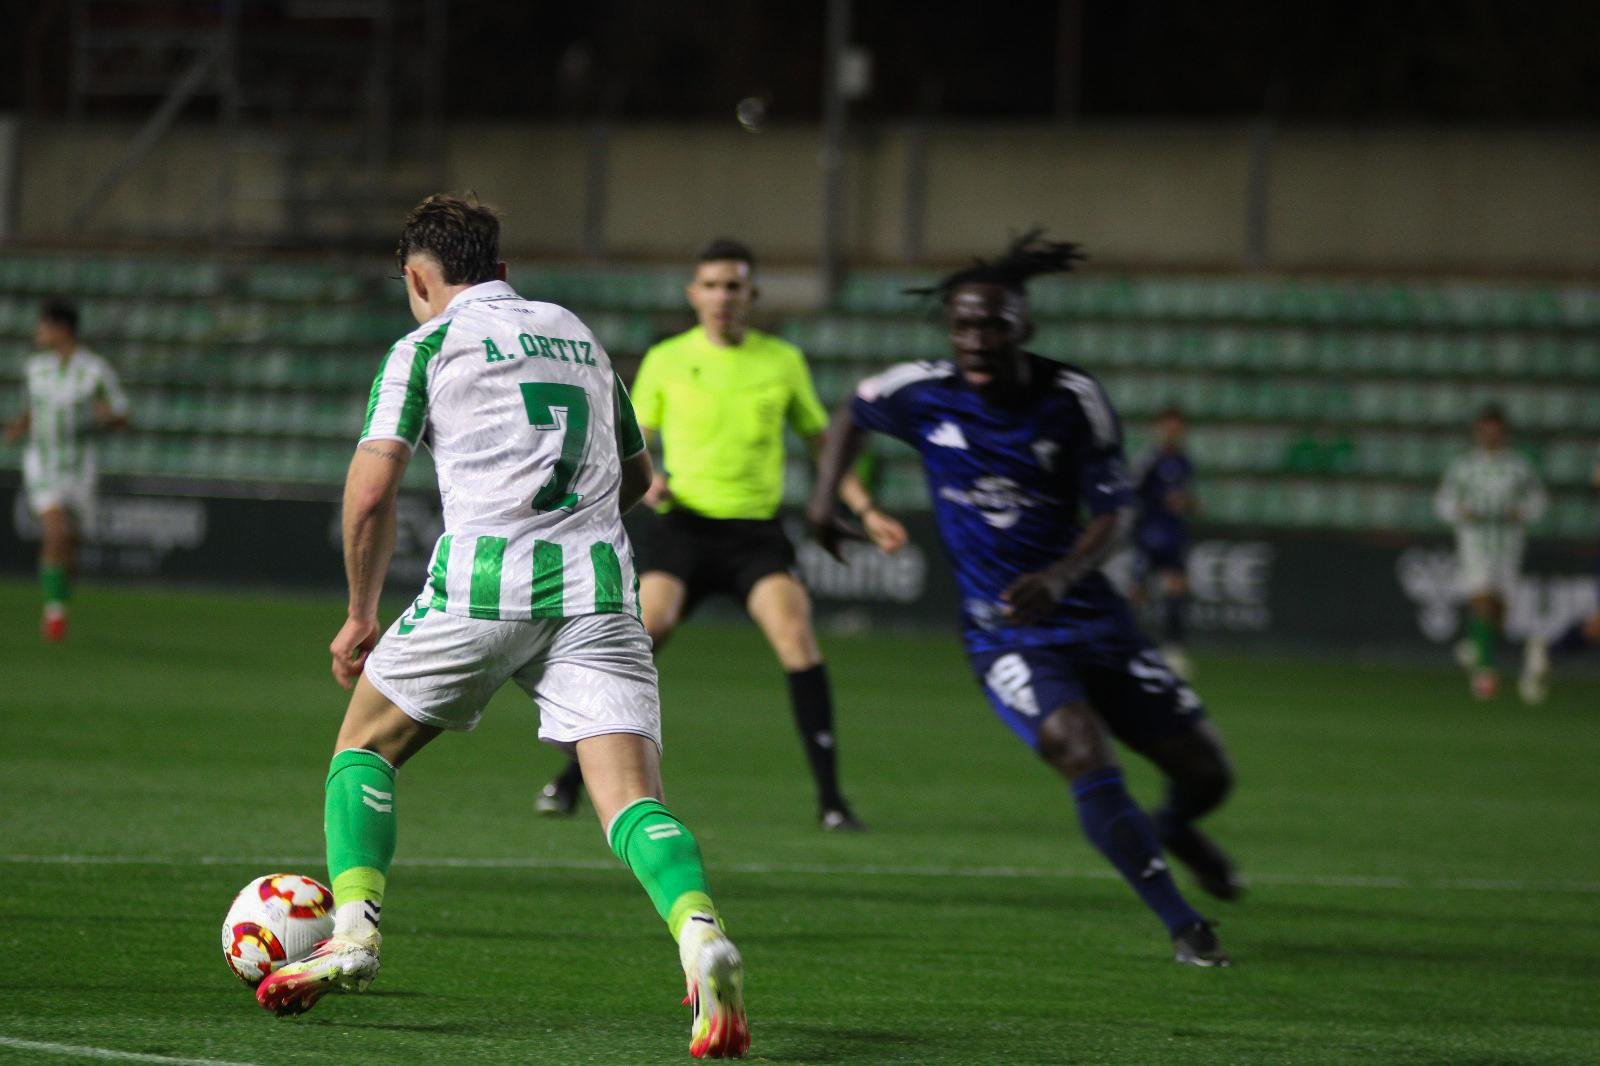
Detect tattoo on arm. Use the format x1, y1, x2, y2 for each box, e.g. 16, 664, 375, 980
358, 441, 407, 464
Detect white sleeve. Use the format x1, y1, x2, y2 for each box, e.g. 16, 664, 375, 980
1435, 461, 1464, 525
95, 359, 130, 417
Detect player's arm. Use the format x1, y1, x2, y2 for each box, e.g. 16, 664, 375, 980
639, 427, 672, 508
806, 404, 879, 563
1435, 462, 1468, 524
619, 449, 654, 513
805, 431, 907, 555
2, 409, 28, 444
1003, 508, 1135, 625
331, 439, 412, 689
93, 363, 131, 430
610, 370, 668, 509
1514, 465, 1548, 526
1004, 373, 1134, 624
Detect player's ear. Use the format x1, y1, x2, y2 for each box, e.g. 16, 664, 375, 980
404, 264, 427, 302
748, 283, 760, 304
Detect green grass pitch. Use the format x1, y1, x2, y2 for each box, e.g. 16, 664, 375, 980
2, 578, 1597, 1064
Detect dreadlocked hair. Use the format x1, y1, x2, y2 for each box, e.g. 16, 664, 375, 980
906, 229, 1086, 302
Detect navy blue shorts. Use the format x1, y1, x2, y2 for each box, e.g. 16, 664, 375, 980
1133, 520, 1189, 575
968, 639, 1207, 753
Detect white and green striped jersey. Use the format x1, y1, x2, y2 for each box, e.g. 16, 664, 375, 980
21, 348, 129, 489
361, 280, 647, 621
1435, 447, 1547, 530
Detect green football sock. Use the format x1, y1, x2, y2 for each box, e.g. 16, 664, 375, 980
1469, 615, 1498, 670
325, 748, 396, 908
608, 798, 720, 941
40, 565, 69, 607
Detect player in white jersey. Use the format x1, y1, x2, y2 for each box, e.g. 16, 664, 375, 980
1434, 405, 1547, 699
1520, 443, 1600, 703
255, 196, 749, 1058
3, 299, 129, 642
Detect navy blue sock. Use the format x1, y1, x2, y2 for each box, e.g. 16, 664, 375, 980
1550, 621, 1593, 656
1071, 767, 1204, 935
1163, 595, 1188, 643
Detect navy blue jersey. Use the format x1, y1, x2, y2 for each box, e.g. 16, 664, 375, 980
851, 355, 1136, 654
1134, 447, 1194, 527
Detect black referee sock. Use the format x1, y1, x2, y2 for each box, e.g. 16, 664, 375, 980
553, 757, 584, 794
786, 664, 845, 811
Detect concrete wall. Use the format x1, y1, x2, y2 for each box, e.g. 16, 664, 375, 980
11, 117, 1600, 274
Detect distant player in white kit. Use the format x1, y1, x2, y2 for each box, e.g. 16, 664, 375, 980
3, 298, 129, 642
256, 196, 749, 1058
1434, 404, 1546, 700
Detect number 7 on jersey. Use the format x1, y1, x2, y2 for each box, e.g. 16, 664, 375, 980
520, 382, 589, 513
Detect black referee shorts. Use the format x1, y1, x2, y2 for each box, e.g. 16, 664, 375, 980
636, 507, 798, 614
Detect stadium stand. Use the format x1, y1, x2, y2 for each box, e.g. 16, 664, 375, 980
1, 253, 1596, 538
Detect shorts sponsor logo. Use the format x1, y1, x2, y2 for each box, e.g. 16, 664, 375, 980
985, 653, 1040, 718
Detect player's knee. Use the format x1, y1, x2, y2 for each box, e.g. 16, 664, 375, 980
1036, 708, 1111, 779
1183, 757, 1233, 811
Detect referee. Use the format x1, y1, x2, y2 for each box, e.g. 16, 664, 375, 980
538, 238, 906, 829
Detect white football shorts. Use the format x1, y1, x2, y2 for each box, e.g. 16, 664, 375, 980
23, 456, 97, 532
1454, 528, 1524, 598
363, 603, 661, 751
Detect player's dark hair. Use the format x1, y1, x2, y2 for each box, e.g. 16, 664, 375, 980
695, 238, 756, 271
1477, 403, 1508, 426
39, 298, 79, 333
395, 194, 501, 285
908, 229, 1086, 302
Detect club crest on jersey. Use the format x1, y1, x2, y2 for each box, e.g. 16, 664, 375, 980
938, 476, 1033, 529
926, 421, 968, 450
1031, 440, 1059, 471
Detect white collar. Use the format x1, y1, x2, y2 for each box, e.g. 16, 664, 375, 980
446, 280, 518, 309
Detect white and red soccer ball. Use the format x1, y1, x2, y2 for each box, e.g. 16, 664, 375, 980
220, 873, 334, 985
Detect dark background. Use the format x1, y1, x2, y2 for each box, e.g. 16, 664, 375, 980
7, 0, 1599, 122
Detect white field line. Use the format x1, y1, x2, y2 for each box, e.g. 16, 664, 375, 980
3, 852, 1598, 895
0, 1036, 258, 1066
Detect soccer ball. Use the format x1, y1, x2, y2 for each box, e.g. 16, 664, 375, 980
221, 873, 335, 985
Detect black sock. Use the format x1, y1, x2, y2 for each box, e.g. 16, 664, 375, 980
554, 757, 584, 793
786, 664, 844, 810
1163, 594, 1188, 643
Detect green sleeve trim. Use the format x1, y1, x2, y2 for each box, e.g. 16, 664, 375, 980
393, 319, 454, 446
360, 343, 398, 439
613, 372, 646, 458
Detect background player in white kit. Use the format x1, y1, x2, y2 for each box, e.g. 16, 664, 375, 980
1434, 404, 1546, 700
255, 196, 749, 1059
3, 298, 129, 642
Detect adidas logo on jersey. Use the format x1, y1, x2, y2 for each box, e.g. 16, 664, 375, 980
926, 421, 968, 450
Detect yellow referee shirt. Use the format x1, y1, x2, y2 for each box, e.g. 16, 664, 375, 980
630, 326, 829, 519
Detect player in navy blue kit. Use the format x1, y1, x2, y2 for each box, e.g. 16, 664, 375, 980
1132, 407, 1197, 678
807, 233, 1239, 966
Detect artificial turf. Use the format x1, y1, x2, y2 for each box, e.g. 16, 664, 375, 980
2, 578, 1597, 1064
